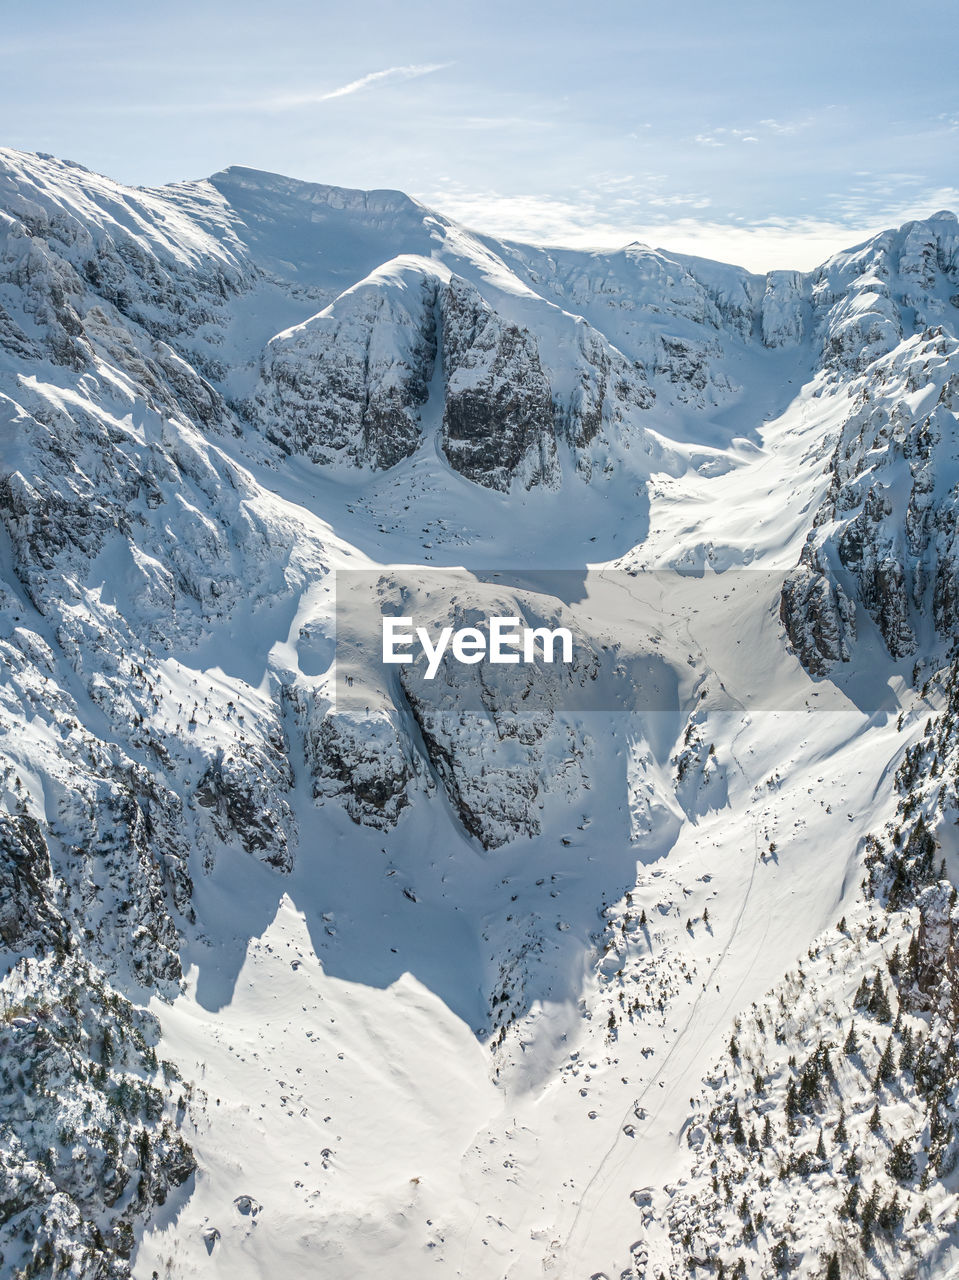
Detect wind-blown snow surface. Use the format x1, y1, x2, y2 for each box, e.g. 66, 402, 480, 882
2, 147, 959, 1279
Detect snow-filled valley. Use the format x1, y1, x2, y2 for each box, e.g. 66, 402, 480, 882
2, 147, 959, 1279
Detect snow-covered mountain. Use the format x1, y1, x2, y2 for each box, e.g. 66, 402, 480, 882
2, 145, 959, 1280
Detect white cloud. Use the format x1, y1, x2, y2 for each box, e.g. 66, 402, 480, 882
91, 64, 452, 116
450, 116, 554, 131
647, 193, 712, 210
758, 117, 810, 135
414, 185, 959, 273
265, 64, 451, 109
693, 116, 816, 149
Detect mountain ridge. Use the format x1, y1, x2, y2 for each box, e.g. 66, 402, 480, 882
1, 146, 959, 1280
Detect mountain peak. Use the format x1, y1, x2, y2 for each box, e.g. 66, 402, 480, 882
207, 164, 423, 216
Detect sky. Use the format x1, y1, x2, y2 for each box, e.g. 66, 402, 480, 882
3, 0, 958, 271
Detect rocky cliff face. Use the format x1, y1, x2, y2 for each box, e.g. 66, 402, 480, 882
251, 258, 439, 470
782, 327, 959, 673
779, 215, 959, 675
294, 575, 604, 850
439, 275, 559, 491
249, 255, 658, 490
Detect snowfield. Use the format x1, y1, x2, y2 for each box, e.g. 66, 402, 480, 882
1, 147, 959, 1279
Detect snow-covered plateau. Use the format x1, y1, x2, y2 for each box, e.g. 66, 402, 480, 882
2, 147, 959, 1279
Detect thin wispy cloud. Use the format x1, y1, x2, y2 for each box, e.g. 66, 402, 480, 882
80, 63, 453, 117
266, 63, 452, 110
693, 118, 815, 149
450, 116, 554, 132
759, 116, 817, 136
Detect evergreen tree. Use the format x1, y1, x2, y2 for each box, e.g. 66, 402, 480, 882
841, 1182, 859, 1220
870, 973, 892, 1023
843, 1151, 861, 1180
815, 1128, 827, 1160
878, 1192, 903, 1232
799, 1059, 821, 1110
898, 1026, 915, 1073
907, 934, 920, 979
874, 1037, 896, 1086
914, 1045, 930, 1096
785, 1079, 799, 1130
835, 1107, 847, 1144
818, 1043, 833, 1080
136, 1127, 150, 1169
731, 1101, 746, 1146
770, 1239, 789, 1271
869, 1104, 882, 1133
860, 1184, 882, 1245
843, 1023, 859, 1055
825, 1254, 840, 1280
888, 1138, 916, 1183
